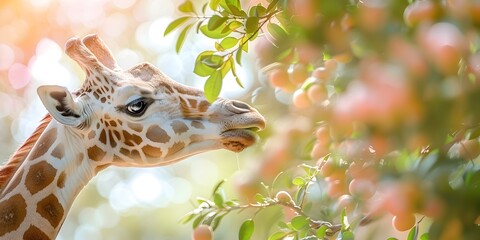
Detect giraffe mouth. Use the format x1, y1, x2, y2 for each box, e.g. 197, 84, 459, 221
220, 128, 261, 152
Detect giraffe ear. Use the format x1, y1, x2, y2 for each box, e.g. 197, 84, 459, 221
37, 85, 84, 127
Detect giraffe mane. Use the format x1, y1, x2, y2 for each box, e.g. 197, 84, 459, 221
0, 114, 52, 188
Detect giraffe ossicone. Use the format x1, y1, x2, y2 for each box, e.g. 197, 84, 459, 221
0, 34, 265, 239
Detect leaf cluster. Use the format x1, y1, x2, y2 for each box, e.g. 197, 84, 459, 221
164, 0, 284, 102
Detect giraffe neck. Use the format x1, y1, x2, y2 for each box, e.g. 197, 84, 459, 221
0, 121, 95, 239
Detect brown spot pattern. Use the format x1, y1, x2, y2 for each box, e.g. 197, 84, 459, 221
188, 99, 197, 108
145, 125, 170, 143
94, 165, 109, 173
51, 143, 64, 159
87, 130, 96, 139
36, 194, 64, 228
190, 134, 203, 143
167, 142, 185, 156
109, 120, 117, 127
87, 145, 106, 161
28, 128, 57, 160
198, 100, 210, 112
23, 225, 49, 240
191, 121, 205, 129
119, 148, 141, 159
142, 145, 163, 158
57, 172, 66, 188
127, 122, 143, 132
123, 131, 142, 146
0, 194, 27, 236
171, 121, 188, 135
25, 161, 57, 195
108, 130, 117, 148
99, 129, 107, 145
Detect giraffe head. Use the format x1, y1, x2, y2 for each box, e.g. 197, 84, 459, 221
36, 35, 266, 168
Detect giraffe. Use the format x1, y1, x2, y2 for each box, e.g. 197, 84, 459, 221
0, 34, 266, 239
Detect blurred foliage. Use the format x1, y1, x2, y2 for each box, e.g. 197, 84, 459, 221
166, 0, 480, 239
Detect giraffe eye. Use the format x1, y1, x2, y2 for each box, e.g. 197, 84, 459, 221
126, 98, 148, 116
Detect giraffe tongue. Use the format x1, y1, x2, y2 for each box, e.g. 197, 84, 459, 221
220, 129, 259, 152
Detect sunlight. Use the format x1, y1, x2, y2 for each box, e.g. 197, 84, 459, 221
130, 173, 163, 204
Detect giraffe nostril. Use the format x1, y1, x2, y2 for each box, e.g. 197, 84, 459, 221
228, 100, 252, 114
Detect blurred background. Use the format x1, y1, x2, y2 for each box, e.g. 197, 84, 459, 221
0, 0, 267, 239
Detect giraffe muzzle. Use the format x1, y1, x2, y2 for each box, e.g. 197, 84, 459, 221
220, 128, 260, 152
219, 101, 266, 152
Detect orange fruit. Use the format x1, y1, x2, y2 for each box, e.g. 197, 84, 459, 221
392, 214, 416, 232
192, 225, 213, 240
292, 89, 311, 108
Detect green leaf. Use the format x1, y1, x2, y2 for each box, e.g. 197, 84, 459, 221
220, 57, 231, 77
291, 216, 309, 231
201, 2, 208, 14
192, 213, 207, 228
202, 211, 217, 225
178, 0, 195, 13
278, 221, 289, 229
204, 55, 224, 68
255, 193, 265, 202
164, 17, 190, 36
407, 225, 419, 240
266, 0, 280, 12
195, 20, 204, 34
176, 24, 193, 53
194, 51, 216, 77
220, 37, 239, 49
295, 186, 305, 204
341, 230, 355, 240
292, 177, 307, 186
179, 212, 196, 224
225, 0, 240, 8
221, 0, 245, 17
215, 42, 224, 51
235, 48, 243, 64
211, 214, 224, 230
419, 233, 429, 240
268, 231, 288, 240
213, 192, 224, 207
196, 197, 211, 205
267, 22, 287, 40
229, 20, 243, 30
242, 40, 249, 52
245, 17, 259, 34
316, 225, 327, 238
239, 219, 255, 240
249, 5, 266, 17
229, 57, 244, 88
211, 179, 226, 196
225, 200, 239, 207
231, 7, 247, 17
209, 0, 221, 10
341, 209, 350, 231
204, 70, 223, 103
200, 25, 230, 39
208, 15, 228, 31
387, 238, 399, 240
